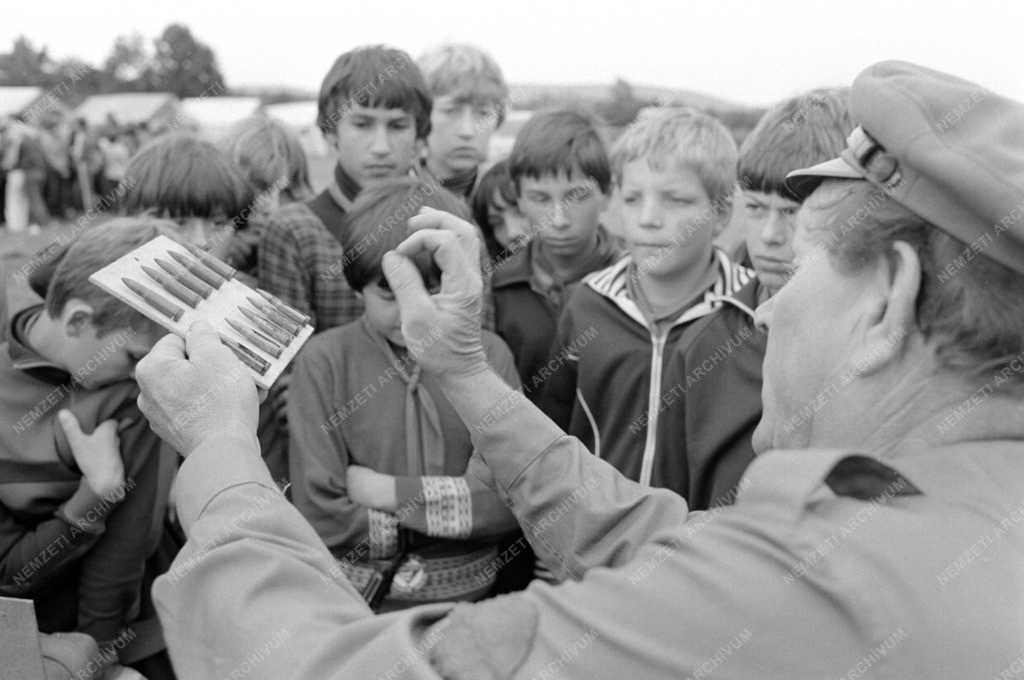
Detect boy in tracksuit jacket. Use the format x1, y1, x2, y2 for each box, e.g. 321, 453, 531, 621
651, 88, 852, 508
540, 108, 757, 507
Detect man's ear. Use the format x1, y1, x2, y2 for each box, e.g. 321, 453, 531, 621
850, 240, 920, 376
60, 299, 96, 338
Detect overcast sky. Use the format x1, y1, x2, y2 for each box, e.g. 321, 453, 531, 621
6, 0, 1022, 106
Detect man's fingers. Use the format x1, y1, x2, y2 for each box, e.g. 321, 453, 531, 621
406, 207, 480, 264
382, 251, 432, 312
141, 332, 185, 363
57, 410, 84, 448
407, 206, 477, 242
93, 418, 119, 438
392, 229, 478, 297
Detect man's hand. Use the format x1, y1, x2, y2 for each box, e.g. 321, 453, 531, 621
58, 410, 125, 498
135, 320, 259, 457
383, 207, 489, 379
346, 465, 398, 512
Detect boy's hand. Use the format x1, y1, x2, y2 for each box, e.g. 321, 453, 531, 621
382, 207, 489, 380
103, 663, 147, 680
347, 466, 397, 512
58, 410, 125, 499
136, 320, 259, 457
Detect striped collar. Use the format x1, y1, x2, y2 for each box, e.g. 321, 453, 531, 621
584, 249, 754, 330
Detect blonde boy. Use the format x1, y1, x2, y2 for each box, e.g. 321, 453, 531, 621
540, 108, 760, 506
417, 43, 509, 198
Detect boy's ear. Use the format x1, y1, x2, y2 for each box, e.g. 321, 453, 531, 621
324, 130, 342, 155
60, 299, 96, 338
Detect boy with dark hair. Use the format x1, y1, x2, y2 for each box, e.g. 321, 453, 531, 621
121, 132, 258, 268
735, 88, 851, 300
288, 178, 521, 610
539, 107, 757, 506
0, 217, 176, 675
493, 108, 622, 400
418, 43, 509, 200
258, 45, 431, 334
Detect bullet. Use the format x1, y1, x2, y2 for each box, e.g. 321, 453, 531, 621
155, 258, 214, 299
239, 307, 293, 345
169, 250, 227, 289
122, 277, 185, 322
247, 296, 301, 335
141, 264, 202, 308
257, 288, 311, 326
184, 243, 237, 280
227, 318, 284, 358
220, 336, 270, 375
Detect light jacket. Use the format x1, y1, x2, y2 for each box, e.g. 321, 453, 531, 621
154, 376, 1024, 679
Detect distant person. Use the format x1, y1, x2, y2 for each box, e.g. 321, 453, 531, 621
3, 121, 50, 232
257, 45, 431, 334
492, 108, 623, 402
221, 115, 313, 210
38, 115, 73, 220
96, 131, 131, 200
539, 108, 756, 505
417, 43, 509, 200
288, 178, 520, 611
470, 159, 529, 259
735, 87, 852, 301
221, 115, 316, 486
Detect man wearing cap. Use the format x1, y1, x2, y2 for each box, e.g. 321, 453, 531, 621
136, 60, 1023, 679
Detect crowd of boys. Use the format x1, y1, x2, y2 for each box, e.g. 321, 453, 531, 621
0, 41, 853, 679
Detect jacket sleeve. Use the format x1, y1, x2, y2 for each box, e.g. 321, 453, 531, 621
0, 483, 111, 596
536, 300, 579, 430
679, 315, 763, 510
75, 414, 164, 645
288, 348, 396, 559
473, 390, 690, 581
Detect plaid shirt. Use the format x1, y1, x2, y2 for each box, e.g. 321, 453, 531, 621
258, 195, 361, 335
258, 177, 494, 335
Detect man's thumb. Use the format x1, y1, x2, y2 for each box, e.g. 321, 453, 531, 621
185, 319, 233, 365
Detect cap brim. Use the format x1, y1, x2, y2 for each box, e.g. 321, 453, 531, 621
784, 156, 865, 202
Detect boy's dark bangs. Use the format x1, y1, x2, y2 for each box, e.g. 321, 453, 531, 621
517, 135, 611, 193
737, 166, 790, 198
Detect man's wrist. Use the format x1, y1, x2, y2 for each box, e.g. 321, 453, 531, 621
182, 422, 257, 459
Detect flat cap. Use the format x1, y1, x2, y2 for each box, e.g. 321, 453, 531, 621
786, 60, 1024, 275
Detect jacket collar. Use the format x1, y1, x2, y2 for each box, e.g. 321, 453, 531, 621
584, 249, 755, 329
491, 227, 622, 289
7, 305, 72, 385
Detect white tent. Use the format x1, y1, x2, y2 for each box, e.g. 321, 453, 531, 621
0, 87, 45, 118
75, 93, 180, 128
262, 100, 327, 157
181, 96, 261, 137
